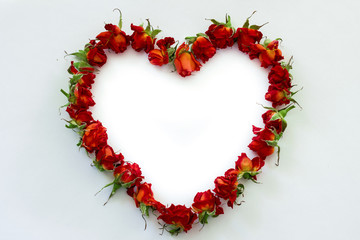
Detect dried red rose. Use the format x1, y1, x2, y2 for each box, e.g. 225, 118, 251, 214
192, 190, 223, 216
82, 121, 108, 153
158, 204, 197, 233
66, 106, 93, 125
265, 85, 291, 107
73, 84, 95, 109
130, 24, 155, 53
128, 182, 164, 213
236, 27, 263, 53
205, 24, 234, 49
77, 73, 95, 89
268, 64, 291, 89
96, 24, 129, 53
86, 46, 107, 67
113, 162, 143, 188
191, 36, 216, 63
249, 40, 283, 68
174, 43, 201, 77
95, 145, 123, 170
248, 126, 276, 159
148, 47, 168, 66
234, 153, 264, 180
213, 174, 239, 208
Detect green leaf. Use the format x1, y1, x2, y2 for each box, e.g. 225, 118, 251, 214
70, 50, 87, 62
279, 105, 296, 118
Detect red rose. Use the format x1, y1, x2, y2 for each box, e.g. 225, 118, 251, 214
96, 24, 129, 53
66, 106, 93, 125
148, 47, 168, 66
234, 153, 264, 181
130, 24, 154, 53
156, 37, 175, 48
205, 24, 234, 49
191, 36, 216, 63
82, 121, 108, 153
262, 110, 283, 133
113, 162, 143, 188
73, 84, 95, 108
249, 40, 283, 68
192, 190, 223, 215
265, 85, 291, 107
213, 175, 239, 208
268, 64, 291, 89
236, 27, 263, 53
174, 43, 201, 77
248, 126, 276, 159
77, 73, 95, 89
86, 46, 107, 67
157, 204, 197, 233
128, 182, 164, 212
95, 145, 123, 170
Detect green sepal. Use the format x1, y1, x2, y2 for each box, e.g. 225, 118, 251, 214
93, 160, 105, 172
73, 61, 93, 70
113, 8, 123, 29
263, 38, 272, 47
167, 225, 182, 236
167, 47, 176, 62
225, 14, 232, 28
265, 140, 278, 147
278, 105, 296, 118
150, 29, 161, 39
76, 138, 83, 147
140, 202, 150, 217
243, 11, 256, 28
185, 36, 197, 45
60, 89, 69, 98
236, 183, 245, 197
196, 33, 208, 38
209, 18, 222, 25
199, 211, 210, 225
69, 74, 83, 86
70, 50, 88, 62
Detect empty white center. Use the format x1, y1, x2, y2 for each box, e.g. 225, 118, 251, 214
91, 47, 269, 205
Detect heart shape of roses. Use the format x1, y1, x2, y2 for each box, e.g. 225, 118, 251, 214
61, 11, 298, 235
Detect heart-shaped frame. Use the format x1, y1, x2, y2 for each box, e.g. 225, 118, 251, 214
61, 11, 298, 235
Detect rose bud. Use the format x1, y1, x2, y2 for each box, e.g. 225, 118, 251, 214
96, 24, 129, 53
249, 40, 284, 68
86, 46, 107, 67
130, 21, 161, 53
248, 126, 276, 159
265, 85, 291, 107
236, 27, 263, 53
262, 109, 283, 133
73, 84, 95, 108
113, 162, 143, 188
268, 64, 292, 89
66, 106, 93, 125
82, 121, 108, 153
148, 47, 169, 66
174, 43, 201, 77
95, 145, 123, 171
205, 15, 235, 49
213, 174, 240, 208
157, 204, 197, 234
77, 73, 96, 89
191, 36, 216, 63
235, 153, 264, 180
192, 190, 223, 224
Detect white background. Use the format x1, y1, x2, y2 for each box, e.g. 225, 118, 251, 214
1, 0, 360, 239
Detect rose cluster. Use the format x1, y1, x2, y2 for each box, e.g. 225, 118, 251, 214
61, 12, 298, 235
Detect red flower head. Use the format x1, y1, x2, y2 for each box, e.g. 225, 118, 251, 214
128, 182, 164, 212
113, 162, 143, 188
95, 145, 124, 171
73, 84, 95, 108
268, 64, 292, 89
191, 36, 216, 63
66, 105, 93, 125
130, 22, 161, 53
213, 174, 239, 208
157, 204, 197, 233
86, 45, 107, 67
77, 73, 96, 89
236, 27, 263, 53
82, 121, 108, 153
192, 190, 223, 216
248, 126, 276, 159
265, 85, 291, 107
234, 153, 264, 180
249, 40, 283, 68
148, 37, 175, 66
96, 24, 129, 53
262, 109, 283, 133
174, 43, 201, 77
